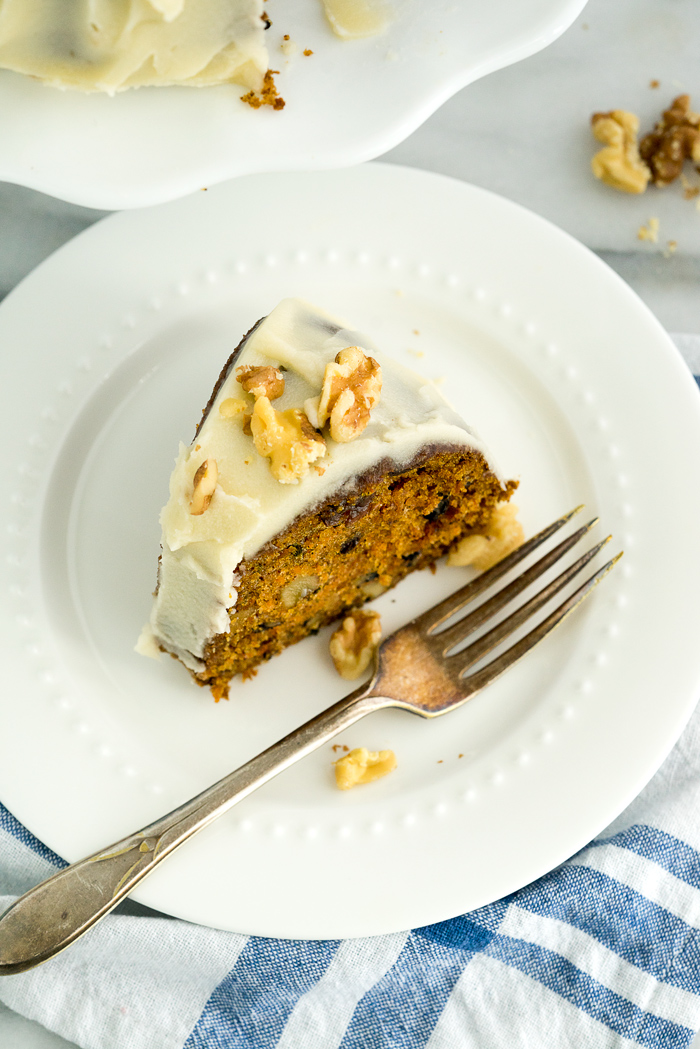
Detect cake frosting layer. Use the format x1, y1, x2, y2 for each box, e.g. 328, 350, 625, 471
0, 0, 267, 94
141, 298, 503, 672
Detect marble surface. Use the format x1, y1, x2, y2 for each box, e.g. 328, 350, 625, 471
1, 0, 699, 1045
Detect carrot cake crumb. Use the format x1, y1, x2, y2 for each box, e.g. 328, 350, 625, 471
241, 69, 285, 110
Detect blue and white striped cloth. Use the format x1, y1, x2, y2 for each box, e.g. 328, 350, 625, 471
1, 339, 700, 1049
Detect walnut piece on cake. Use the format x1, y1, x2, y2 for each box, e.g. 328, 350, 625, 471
448, 502, 524, 571
219, 397, 249, 420
189, 459, 218, 515
329, 609, 382, 679
639, 94, 700, 186
236, 364, 285, 400
590, 110, 651, 193
307, 346, 382, 442
334, 747, 397, 790
251, 395, 326, 483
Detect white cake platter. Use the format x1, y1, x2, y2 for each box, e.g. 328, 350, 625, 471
0, 0, 588, 210
1, 164, 700, 939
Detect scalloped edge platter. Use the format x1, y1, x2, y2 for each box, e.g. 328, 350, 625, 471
0, 0, 587, 209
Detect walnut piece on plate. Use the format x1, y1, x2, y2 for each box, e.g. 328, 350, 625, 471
334, 747, 397, 790
448, 502, 524, 571
329, 609, 382, 679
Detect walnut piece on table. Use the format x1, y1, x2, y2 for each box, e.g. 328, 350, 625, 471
590, 110, 651, 194
639, 94, 700, 186
329, 609, 382, 680
306, 346, 382, 443
251, 396, 326, 483
448, 502, 524, 572
334, 747, 397, 790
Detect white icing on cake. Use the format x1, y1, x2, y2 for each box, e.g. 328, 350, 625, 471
0, 0, 267, 94
140, 298, 503, 672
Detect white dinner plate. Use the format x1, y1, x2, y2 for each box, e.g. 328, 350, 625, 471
0, 0, 587, 209
2, 164, 700, 939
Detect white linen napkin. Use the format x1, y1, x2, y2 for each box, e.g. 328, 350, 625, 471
1, 336, 699, 1049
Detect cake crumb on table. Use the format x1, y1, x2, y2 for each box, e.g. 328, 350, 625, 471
681, 173, 700, 199
638, 217, 660, 243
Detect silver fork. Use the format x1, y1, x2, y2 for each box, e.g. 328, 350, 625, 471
0, 507, 620, 975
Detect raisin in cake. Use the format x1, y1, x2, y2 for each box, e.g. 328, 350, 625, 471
139, 298, 516, 699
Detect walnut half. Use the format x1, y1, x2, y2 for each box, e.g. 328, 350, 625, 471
329, 609, 382, 679
251, 395, 326, 483
307, 346, 382, 443
590, 110, 651, 194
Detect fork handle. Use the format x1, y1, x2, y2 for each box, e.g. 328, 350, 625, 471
0, 685, 383, 975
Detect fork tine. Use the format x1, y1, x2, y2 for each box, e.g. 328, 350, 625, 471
459, 554, 623, 699
437, 518, 599, 655
452, 536, 612, 677
416, 505, 585, 635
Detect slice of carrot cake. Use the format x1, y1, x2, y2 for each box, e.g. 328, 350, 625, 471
139, 297, 516, 698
